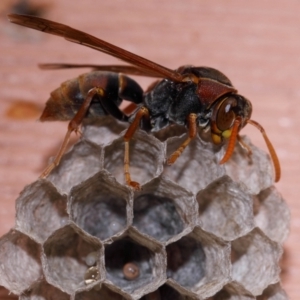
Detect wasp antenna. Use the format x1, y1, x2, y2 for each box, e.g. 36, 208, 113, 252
219, 118, 241, 164
247, 119, 281, 182
38, 63, 58, 69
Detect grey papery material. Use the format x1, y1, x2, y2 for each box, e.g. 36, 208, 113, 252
0, 117, 289, 300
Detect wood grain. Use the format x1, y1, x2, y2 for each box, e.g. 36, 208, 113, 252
0, 1, 299, 298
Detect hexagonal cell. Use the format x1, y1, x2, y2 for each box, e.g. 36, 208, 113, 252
253, 187, 290, 244
140, 283, 195, 300
75, 283, 128, 300
166, 227, 231, 298
224, 136, 273, 195
20, 281, 70, 300
166, 236, 205, 288
69, 171, 131, 241
231, 228, 282, 296
257, 283, 288, 300
47, 139, 102, 194
42, 224, 102, 294
0, 230, 42, 295
212, 281, 255, 299
104, 228, 165, 296
197, 176, 254, 241
133, 176, 196, 242
103, 129, 164, 187
82, 116, 127, 146
15, 180, 68, 243
163, 134, 225, 194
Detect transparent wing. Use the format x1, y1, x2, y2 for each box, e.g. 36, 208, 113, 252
38, 63, 161, 77
8, 14, 184, 82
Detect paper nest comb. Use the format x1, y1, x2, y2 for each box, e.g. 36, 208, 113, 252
0, 116, 290, 300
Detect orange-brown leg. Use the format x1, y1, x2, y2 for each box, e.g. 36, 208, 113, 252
39, 87, 104, 178
167, 113, 197, 165
123, 107, 149, 190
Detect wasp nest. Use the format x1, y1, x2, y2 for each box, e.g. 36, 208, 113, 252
0, 116, 290, 299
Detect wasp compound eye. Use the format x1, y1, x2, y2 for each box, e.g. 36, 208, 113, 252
211, 97, 237, 145
216, 97, 237, 132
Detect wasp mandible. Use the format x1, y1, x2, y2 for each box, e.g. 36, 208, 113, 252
8, 14, 281, 190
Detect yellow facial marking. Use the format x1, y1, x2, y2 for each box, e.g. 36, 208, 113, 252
222, 128, 232, 139
212, 133, 222, 144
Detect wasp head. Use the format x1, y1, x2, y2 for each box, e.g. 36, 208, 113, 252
210, 94, 252, 145
210, 94, 280, 182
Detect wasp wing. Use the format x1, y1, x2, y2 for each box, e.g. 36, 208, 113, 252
8, 14, 183, 82
38, 63, 161, 77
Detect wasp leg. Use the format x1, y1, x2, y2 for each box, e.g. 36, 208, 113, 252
167, 113, 197, 165
39, 87, 105, 178
123, 107, 150, 190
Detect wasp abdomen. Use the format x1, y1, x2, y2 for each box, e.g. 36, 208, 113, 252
40, 71, 143, 122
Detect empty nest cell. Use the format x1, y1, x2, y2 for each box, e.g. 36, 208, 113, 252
69, 171, 130, 241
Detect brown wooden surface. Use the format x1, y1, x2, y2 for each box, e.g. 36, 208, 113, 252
0, 1, 299, 298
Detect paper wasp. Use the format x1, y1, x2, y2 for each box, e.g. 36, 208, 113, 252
8, 14, 280, 190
